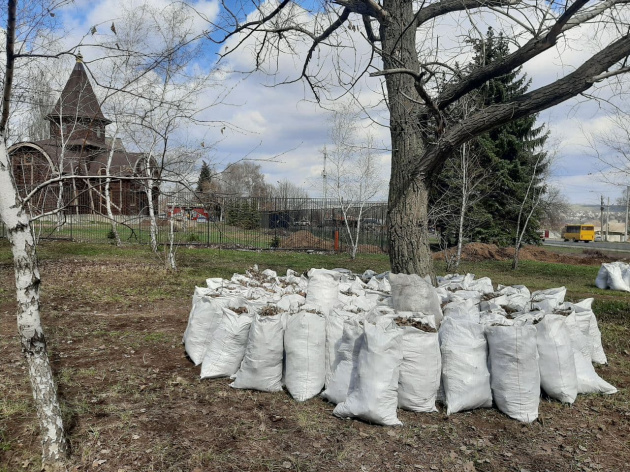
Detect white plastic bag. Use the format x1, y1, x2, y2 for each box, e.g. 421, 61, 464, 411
389, 273, 443, 326
321, 319, 364, 404
565, 314, 617, 395
535, 315, 577, 404
305, 269, 341, 315
284, 310, 327, 401
230, 311, 284, 392
325, 309, 358, 387
565, 298, 607, 365
182, 286, 215, 343
397, 319, 441, 413
468, 277, 494, 294
333, 322, 403, 426
485, 324, 540, 423
439, 318, 492, 415
605, 262, 630, 292
184, 295, 246, 365
531, 287, 566, 312
200, 306, 254, 379
276, 293, 306, 313
595, 264, 609, 289
443, 299, 480, 323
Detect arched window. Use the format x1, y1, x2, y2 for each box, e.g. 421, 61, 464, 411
21, 154, 34, 188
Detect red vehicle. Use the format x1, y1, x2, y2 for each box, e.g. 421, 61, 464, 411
167, 206, 209, 221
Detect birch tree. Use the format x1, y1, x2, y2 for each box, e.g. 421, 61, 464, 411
512, 153, 546, 269
209, 0, 630, 276
105, 0, 219, 257
1, 0, 214, 464
0, 0, 68, 467
326, 104, 385, 259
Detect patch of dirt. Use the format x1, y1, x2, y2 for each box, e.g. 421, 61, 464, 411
434, 242, 628, 265
280, 231, 384, 254
280, 230, 333, 250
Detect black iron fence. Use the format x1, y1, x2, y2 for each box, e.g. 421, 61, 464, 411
1, 192, 389, 254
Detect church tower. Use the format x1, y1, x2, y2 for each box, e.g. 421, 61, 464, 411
46, 54, 111, 147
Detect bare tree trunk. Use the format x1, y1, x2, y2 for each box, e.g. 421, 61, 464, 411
382, 0, 432, 276
72, 175, 79, 215
512, 156, 544, 270
168, 217, 177, 270
0, 139, 68, 468
455, 194, 467, 270
56, 181, 63, 231
455, 143, 470, 270
145, 177, 158, 253
105, 137, 122, 246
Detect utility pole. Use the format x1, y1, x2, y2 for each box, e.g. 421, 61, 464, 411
599, 195, 604, 241
322, 146, 328, 221
606, 196, 610, 242
626, 185, 630, 243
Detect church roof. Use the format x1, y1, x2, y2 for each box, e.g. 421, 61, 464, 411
47, 56, 111, 124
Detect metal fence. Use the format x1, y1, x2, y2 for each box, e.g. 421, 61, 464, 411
1, 192, 389, 254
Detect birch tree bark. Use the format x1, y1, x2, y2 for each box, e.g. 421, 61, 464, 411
0, 1, 68, 468
105, 131, 122, 246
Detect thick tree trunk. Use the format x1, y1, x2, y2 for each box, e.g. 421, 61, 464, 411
382, 0, 433, 276
388, 179, 433, 275
0, 139, 68, 468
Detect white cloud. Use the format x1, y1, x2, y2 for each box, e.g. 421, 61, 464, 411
30, 0, 630, 203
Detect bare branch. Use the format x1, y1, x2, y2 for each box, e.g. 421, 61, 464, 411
417, 33, 630, 182
436, 0, 594, 110
0, 0, 17, 133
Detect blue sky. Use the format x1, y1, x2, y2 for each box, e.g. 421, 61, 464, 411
45, 0, 630, 204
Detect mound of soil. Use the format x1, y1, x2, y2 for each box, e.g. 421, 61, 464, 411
434, 242, 625, 266
280, 231, 384, 253
280, 230, 333, 250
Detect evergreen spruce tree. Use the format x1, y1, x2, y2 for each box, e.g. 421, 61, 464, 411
431, 28, 548, 248
196, 161, 212, 192
470, 28, 548, 246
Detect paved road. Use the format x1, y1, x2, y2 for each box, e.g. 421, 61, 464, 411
543, 239, 630, 253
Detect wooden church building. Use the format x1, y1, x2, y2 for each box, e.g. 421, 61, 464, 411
9, 55, 159, 216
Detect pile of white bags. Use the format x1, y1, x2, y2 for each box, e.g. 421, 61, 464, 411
183, 267, 616, 425
595, 261, 630, 292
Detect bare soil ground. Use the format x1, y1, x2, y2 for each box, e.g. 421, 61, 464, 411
434, 243, 629, 266
281, 230, 384, 254
1, 250, 629, 472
